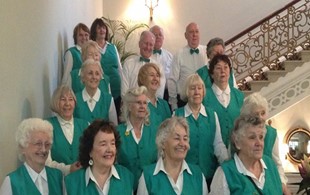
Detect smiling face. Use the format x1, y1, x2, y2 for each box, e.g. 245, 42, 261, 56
90, 131, 116, 169
211, 60, 230, 86
163, 124, 189, 162
129, 94, 148, 120
139, 32, 155, 59
82, 63, 102, 90
236, 125, 265, 161
144, 66, 160, 92
76, 28, 90, 47
95, 24, 107, 41
22, 131, 52, 172
58, 92, 75, 121
185, 23, 200, 49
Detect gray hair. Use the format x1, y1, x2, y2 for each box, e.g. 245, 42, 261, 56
80, 58, 103, 83
241, 92, 268, 116
156, 116, 189, 157
50, 85, 76, 114
16, 118, 53, 161
120, 86, 150, 125
231, 114, 266, 153
180, 73, 206, 102
139, 30, 155, 43
206, 37, 225, 58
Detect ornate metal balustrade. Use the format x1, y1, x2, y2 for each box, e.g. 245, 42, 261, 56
225, 0, 310, 90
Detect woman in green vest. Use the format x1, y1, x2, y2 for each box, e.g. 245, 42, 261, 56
202, 54, 244, 149
174, 73, 228, 189
0, 118, 63, 195
45, 85, 88, 175
65, 119, 134, 195
73, 59, 118, 125
137, 116, 208, 195
210, 115, 283, 195
137, 63, 171, 130
240, 92, 291, 195
117, 86, 158, 191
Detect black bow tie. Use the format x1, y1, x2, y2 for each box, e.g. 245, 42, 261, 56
140, 57, 150, 62
153, 49, 162, 55
190, 48, 199, 54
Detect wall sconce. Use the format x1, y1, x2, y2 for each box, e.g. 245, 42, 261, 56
145, 0, 159, 21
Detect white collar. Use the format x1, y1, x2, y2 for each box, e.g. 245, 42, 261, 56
85, 165, 120, 186
24, 162, 47, 183
184, 103, 207, 117
76, 45, 82, 52
211, 83, 231, 96
153, 157, 192, 176
234, 153, 267, 176
56, 114, 73, 126
82, 88, 101, 102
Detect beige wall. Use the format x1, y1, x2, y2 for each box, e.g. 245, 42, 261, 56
0, 0, 103, 182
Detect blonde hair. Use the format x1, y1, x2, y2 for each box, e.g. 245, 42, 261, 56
137, 63, 161, 87
50, 85, 76, 114
181, 73, 206, 101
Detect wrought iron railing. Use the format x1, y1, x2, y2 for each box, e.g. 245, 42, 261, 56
225, 0, 310, 90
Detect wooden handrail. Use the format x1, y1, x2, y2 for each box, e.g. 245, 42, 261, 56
225, 0, 301, 45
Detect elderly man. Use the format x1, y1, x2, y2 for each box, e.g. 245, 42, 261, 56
121, 30, 165, 98
168, 22, 208, 110
150, 25, 173, 101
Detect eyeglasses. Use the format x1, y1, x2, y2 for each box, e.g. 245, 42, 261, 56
30, 141, 52, 150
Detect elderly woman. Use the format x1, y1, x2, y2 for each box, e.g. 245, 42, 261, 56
65, 119, 134, 194
174, 73, 228, 189
137, 116, 208, 195
62, 23, 90, 85
240, 92, 291, 195
69, 40, 110, 94
0, 118, 63, 195
90, 18, 123, 117
73, 58, 118, 125
210, 115, 283, 194
197, 37, 237, 89
137, 63, 171, 129
203, 54, 244, 149
117, 86, 158, 190
45, 85, 88, 175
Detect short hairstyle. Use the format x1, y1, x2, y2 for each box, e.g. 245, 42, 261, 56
206, 37, 225, 59
120, 86, 150, 125
81, 40, 101, 62
90, 18, 109, 41
156, 116, 189, 157
231, 114, 266, 153
50, 85, 76, 114
16, 118, 53, 161
73, 23, 90, 45
139, 30, 155, 44
79, 119, 120, 168
80, 59, 103, 83
241, 92, 269, 116
208, 54, 232, 83
180, 73, 206, 101
137, 63, 161, 87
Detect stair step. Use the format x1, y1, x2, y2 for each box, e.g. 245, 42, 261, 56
301, 50, 310, 61
284, 60, 304, 72
249, 80, 270, 91
266, 70, 288, 82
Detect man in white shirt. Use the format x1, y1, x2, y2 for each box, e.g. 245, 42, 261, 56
168, 22, 208, 110
150, 25, 173, 101
121, 30, 166, 98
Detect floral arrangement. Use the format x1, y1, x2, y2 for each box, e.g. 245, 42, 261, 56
297, 154, 310, 194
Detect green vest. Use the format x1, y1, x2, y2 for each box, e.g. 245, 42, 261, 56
222, 155, 282, 195
65, 165, 134, 195
9, 165, 63, 195
117, 123, 158, 190
148, 98, 171, 131
66, 47, 83, 70
174, 106, 217, 179
197, 64, 235, 89
74, 91, 112, 123
100, 44, 121, 98
203, 88, 244, 148
264, 125, 277, 158
70, 69, 110, 94
47, 117, 88, 164
143, 163, 203, 195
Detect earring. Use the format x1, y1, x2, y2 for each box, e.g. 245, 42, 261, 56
89, 158, 93, 166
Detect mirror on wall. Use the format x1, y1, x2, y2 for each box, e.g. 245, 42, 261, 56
285, 127, 310, 164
